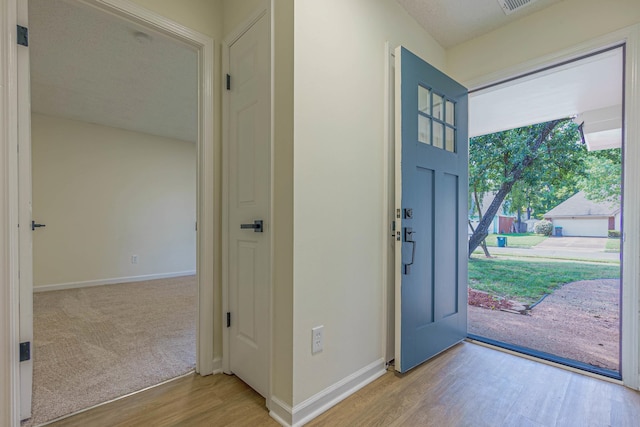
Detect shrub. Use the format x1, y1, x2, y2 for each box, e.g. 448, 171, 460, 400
534, 220, 553, 236
608, 230, 621, 238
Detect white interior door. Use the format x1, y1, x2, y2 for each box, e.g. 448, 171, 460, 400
17, 0, 33, 419
226, 11, 270, 398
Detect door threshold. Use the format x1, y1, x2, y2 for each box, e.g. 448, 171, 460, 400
466, 336, 622, 385
36, 370, 196, 427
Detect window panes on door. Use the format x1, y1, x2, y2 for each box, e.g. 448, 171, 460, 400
417, 85, 456, 153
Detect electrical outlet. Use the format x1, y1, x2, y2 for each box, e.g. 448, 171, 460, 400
312, 325, 324, 354
131, 255, 138, 264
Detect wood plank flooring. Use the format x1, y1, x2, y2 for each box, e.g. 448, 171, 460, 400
48, 342, 640, 427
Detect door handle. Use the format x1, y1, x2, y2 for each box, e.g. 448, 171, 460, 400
31, 221, 46, 231
403, 227, 416, 275
240, 220, 263, 233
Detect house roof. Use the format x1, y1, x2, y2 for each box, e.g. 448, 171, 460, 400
544, 191, 620, 218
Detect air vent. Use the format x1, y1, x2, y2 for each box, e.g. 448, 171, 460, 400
497, 0, 539, 15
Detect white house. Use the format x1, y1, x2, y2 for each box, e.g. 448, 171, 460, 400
545, 191, 620, 237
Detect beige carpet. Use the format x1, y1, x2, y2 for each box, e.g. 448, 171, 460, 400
22, 276, 196, 426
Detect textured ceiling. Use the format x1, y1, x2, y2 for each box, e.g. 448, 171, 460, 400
29, 0, 198, 143
397, 0, 564, 48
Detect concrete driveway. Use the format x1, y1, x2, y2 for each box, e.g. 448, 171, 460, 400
483, 236, 619, 262
534, 236, 607, 252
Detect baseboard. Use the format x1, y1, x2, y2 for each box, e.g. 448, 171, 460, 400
33, 271, 197, 292
211, 357, 223, 375
269, 397, 293, 427
269, 358, 386, 427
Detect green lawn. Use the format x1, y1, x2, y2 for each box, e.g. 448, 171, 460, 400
468, 257, 620, 305
483, 232, 548, 249
606, 238, 621, 253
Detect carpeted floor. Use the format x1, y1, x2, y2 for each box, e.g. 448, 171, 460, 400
22, 276, 197, 426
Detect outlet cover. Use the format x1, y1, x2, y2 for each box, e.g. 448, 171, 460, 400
312, 325, 324, 354
131, 255, 138, 264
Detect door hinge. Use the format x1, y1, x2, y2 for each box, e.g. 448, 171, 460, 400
17, 25, 28, 47
195, 221, 197, 231
226, 74, 231, 91
226, 312, 231, 328
20, 342, 30, 362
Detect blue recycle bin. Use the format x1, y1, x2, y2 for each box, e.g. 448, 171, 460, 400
496, 236, 507, 247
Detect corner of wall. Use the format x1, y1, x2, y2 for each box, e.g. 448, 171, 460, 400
271, 0, 295, 411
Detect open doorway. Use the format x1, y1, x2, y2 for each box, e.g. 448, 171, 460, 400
23, 0, 200, 424
466, 46, 624, 378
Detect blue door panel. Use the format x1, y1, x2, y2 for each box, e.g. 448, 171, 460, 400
397, 46, 468, 373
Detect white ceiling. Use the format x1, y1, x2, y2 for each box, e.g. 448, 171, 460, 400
29, 0, 198, 143
470, 47, 623, 150
397, 0, 564, 48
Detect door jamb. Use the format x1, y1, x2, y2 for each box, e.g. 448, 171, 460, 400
221, 0, 273, 406
2, 0, 21, 424
462, 24, 640, 390
382, 42, 396, 365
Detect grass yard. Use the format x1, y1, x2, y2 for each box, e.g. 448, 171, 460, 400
483, 232, 548, 248
468, 257, 620, 305
606, 237, 621, 253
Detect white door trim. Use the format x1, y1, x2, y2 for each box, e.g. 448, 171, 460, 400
1, 0, 21, 424
464, 24, 640, 390
382, 42, 399, 365
17, 0, 32, 418
221, 0, 272, 405
79, 0, 218, 377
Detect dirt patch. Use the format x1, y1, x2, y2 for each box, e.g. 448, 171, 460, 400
468, 289, 514, 311
468, 279, 619, 371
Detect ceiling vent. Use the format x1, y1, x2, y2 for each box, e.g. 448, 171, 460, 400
497, 0, 539, 15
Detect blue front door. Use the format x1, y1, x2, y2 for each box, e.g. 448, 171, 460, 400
394, 46, 468, 373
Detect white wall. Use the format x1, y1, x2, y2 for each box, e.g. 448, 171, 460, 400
293, 0, 445, 408
130, 0, 222, 40
447, 0, 640, 85
31, 114, 196, 288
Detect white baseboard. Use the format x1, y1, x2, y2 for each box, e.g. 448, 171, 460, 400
269, 358, 387, 427
211, 357, 223, 375
33, 271, 197, 292
269, 397, 293, 427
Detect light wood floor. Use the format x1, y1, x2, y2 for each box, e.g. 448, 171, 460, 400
49, 342, 640, 427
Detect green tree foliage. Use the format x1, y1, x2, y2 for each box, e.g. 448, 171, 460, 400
578, 148, 621, 203
468, 120, 586, 256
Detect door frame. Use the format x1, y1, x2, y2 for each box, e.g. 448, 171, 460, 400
384, 25, 640, 389
1, 0, 21, 424
463, 25, 640, 389
2, 0, 217, 423
221, 0, 273, 406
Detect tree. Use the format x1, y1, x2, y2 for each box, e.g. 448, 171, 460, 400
468, 119, 586, 256
578, 148, 621, 203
